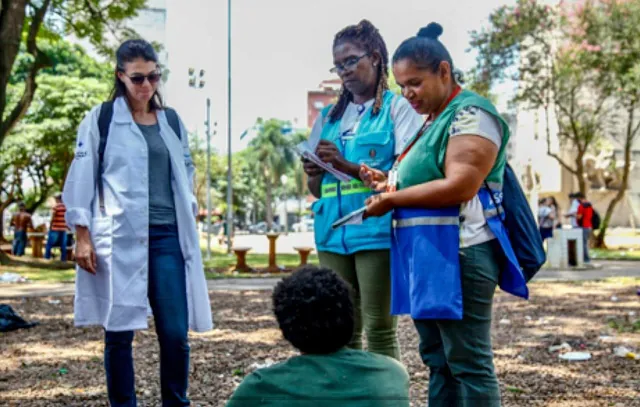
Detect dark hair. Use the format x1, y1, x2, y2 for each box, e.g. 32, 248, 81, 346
110, 39, 164, 110
272, 266, 354, 354
393, 22, 462, 83
18, 201, 26, 209
329, 20, 389, 122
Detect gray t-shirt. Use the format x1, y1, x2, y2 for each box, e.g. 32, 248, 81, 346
137, 123, 177, 226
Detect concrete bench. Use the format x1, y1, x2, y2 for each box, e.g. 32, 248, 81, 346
293, 246, 315, 269
232, 247, 254, 273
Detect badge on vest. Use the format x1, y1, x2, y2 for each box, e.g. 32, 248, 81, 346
369, 148, 376, 158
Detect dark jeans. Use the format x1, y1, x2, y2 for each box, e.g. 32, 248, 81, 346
12, 231, 27, 256
582, 227, 592, 263
104, 224, 190, 407
413, 240, 503, 407
45, 230, 67, 261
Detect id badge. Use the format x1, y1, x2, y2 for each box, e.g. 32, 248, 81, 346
387, 169, 398, 193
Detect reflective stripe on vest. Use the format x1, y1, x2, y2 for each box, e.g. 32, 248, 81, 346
321, 179, 369, 198
393, 216, 460, 228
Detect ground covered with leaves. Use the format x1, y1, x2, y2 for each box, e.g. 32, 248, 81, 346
1, 279, 639, 406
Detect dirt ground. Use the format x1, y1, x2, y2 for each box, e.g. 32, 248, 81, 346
1, 280, 639, 406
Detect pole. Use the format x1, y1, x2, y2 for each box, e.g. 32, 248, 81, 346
205, 98, 212, 260
226, 0, 233, 254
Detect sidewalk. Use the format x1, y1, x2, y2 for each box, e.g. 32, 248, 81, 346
1, 261, 638, 299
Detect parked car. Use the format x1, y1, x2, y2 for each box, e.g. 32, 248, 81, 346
292, 218, 314, 232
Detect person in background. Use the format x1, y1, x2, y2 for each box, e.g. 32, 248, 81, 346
538, 197, 556, 241
549, 196, 562, 229
565, 192, 580, 228
10, 202, 33, 257
302, 19, 424, 361
44, 194, 69, 261
575, 192, 594, 264
226, 266, 410, 407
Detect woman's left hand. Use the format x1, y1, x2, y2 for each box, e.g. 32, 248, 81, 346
365, 193, 394, 218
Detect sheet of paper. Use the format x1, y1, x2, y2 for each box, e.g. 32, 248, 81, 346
331, 206, 366, 229
295, 141, 352, 182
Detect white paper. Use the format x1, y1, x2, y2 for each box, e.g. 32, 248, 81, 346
295, 141, 352, 182
332, 207, 366, 229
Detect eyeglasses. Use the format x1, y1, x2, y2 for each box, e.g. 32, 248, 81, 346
329, 54, 369, 74
124, 72, 162, 85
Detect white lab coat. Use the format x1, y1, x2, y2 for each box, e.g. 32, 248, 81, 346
63, 97, 213, 333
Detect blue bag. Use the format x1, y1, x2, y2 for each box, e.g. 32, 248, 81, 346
487, 163, 546, 282
390, 207, 463, 320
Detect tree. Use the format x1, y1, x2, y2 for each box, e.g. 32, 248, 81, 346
0, 0, 145, 149
248, 119, 299, 229
4, 72, 109, 214
582, 0, 640, 247
469, 0, 611, 196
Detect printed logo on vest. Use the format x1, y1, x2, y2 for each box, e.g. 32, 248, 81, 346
369, 148, 377, 158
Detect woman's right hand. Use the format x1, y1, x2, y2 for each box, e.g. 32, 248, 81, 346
359, 164, 388, 192
75, 226, 97, 274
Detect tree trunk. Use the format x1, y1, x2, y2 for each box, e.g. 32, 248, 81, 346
0, 0, 29, 147
595, 105, 636, 248
0, 0, 53, 149
575, 153, 587, 197
265, 179, 273, 230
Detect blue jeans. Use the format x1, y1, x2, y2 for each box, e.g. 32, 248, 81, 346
104, 224, 190, 407
44, 230, 67, 261
12, 231, 27, 256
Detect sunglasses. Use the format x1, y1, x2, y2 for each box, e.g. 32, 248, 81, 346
124, 72, 162, 85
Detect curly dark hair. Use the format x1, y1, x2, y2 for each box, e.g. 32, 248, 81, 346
329, 19, 389, 123
272, 266, 354, 354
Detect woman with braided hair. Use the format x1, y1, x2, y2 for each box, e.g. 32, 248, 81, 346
303, 19, 423, 361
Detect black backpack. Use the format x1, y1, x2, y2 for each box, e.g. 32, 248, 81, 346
591, 208, 601, 230
96, 102, 182, 209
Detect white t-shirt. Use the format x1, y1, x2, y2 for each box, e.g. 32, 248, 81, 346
444, 106, 504, 248
308, 96, 424, 155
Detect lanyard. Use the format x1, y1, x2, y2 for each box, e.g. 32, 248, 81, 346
386, 86, 461, 193
396, 85, 462, 165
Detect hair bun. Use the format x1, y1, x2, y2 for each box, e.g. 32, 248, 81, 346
417, 22, 443, 40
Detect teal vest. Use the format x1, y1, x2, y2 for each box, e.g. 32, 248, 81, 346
312, 91, 396, 254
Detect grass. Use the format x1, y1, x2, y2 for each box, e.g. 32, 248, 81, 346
592, 248, 640, 260
0, 265, 76, 283
1, 252, 320, 283
204, 252, 318, 271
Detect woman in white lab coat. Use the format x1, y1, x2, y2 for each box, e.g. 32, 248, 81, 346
63, 39, 212, 407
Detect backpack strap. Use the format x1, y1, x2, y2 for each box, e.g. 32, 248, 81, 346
96, 104, 181, 214
164, 107, 182, 140
97, 101, 114, 215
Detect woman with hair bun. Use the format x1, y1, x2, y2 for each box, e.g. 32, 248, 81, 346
362, 22, 529, 406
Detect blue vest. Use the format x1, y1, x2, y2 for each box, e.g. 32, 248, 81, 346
312, 91, 396, 255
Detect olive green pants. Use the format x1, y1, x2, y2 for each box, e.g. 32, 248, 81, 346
318, 250, 400, 360
413, 240, 503, 407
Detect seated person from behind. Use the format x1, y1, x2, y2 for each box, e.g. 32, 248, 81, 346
226, 266, 409, 407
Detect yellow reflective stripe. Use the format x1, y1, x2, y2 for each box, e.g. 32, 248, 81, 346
321, 180, 369, 198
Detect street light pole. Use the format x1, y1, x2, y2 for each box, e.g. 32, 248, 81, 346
205, 97, 212, 260
226, 0, 233, 254
189, 68, 211, 259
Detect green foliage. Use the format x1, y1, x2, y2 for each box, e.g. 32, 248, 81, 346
10, 39, 111, 84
